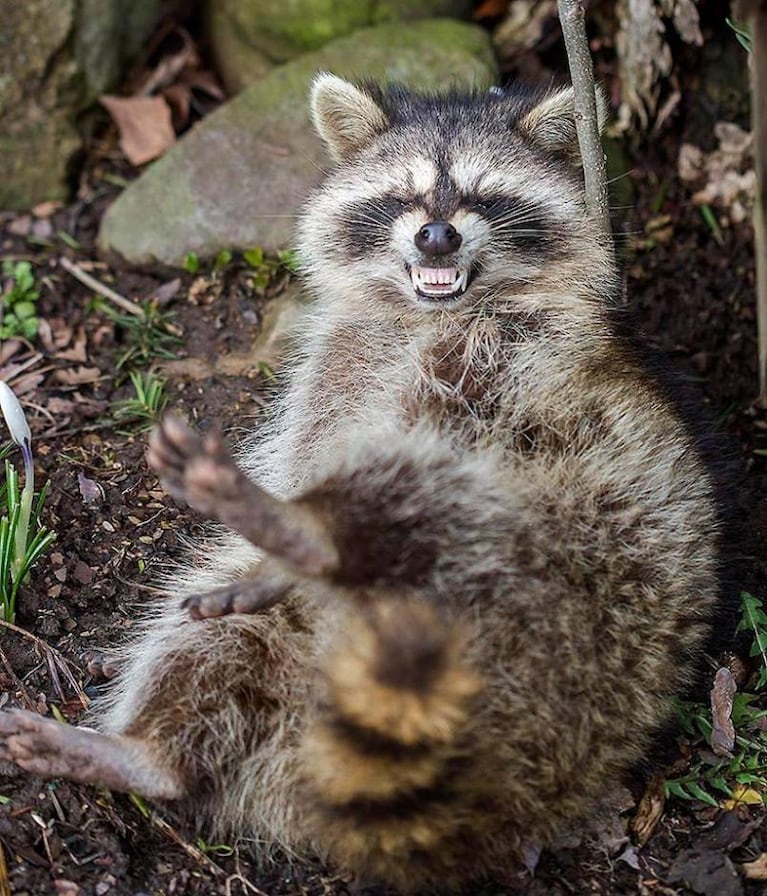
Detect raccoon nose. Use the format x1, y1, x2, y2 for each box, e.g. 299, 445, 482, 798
414, 221, 463, 256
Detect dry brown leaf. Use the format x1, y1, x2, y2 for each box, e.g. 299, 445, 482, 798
631, 773, 665, 846
710, 666, 737, 757
38, 317, 73, 353
31, 200, 62, 218
7, 214, 32, 236
741, 854, 767, 880
77, 472, 103, 507
150, 277, 182, 307
46, 397, 77, 415
53, 366, 101, 386
0, 340, 22, 367
474, 0, 510, 18
54, 327, 88, 363
9, 372, 44, 396
100, 95, 176, 166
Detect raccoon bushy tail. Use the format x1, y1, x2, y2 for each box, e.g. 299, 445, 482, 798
300, 596, 501, 892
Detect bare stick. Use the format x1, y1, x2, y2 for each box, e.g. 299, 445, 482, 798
557, 0, 612, 246
738, 3, 767, 405
59, 256, 145, 318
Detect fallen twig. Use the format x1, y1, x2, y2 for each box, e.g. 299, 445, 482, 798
0, 841, 10, 896
59, 257, 145, 318
0, 619, 88, 710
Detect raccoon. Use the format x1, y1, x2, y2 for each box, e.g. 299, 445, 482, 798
0, 74, 724, 892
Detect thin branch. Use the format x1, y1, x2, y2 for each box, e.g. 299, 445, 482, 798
59, 256, 145, 318
556, 0, 612, 247
747, 5, 767, 405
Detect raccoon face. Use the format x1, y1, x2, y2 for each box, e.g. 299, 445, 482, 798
300, 74, 608, 312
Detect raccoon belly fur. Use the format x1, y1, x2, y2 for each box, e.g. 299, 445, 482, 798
93, 75, 724, 892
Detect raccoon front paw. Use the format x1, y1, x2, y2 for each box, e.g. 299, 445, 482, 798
149, 414, 339, 577
147, 414, 242, 516
183, 557, 296, 619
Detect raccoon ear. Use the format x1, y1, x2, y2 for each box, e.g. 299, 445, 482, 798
310, 73, 389, 161
517, 85, 608, 158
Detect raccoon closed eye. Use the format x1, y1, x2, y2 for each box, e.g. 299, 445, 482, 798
338, 196, 415, 259
467, 194, 559, 252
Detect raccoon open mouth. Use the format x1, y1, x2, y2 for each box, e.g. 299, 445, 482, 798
409, 265, 469, 301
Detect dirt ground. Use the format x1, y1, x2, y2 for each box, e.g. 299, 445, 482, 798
1, 34, 767, 896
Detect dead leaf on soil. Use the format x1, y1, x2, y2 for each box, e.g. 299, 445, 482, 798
31, 200, 62, 218
77, 472, 103, 507
7, 214, 32, 236
741, 853, 767, 880
9, 372, 44, 396
150, 277, 182, 307
52, 365, 101, 386
631, 772, 665, 846
53, 327, 88, 363
667, 848, 742, 896
100, 95, 176, 166
722, 783, 764, 810
711, 666, 737, 756
0, 340, 22, 366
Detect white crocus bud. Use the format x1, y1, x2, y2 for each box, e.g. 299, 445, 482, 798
0, 381, 31, 450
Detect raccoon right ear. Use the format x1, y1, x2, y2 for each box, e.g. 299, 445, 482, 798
310, 73, 389, 161
517, 84, 608, 158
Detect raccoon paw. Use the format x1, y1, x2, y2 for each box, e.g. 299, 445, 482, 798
149, 414, 339, 577
183, 556, 296, 619
0, 709, 184, 798
147, 414, 240, 515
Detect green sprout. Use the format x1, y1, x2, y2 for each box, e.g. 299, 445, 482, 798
111, 370, 168, 431
725, 17, 752, 52
0, 381, 56, 622
1, 260, 40, 340
96, 298, 183, 369
183, 252, 201, 274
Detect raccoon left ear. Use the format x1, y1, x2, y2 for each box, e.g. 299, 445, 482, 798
310, 73, 389, 162
517, 85, 608, 158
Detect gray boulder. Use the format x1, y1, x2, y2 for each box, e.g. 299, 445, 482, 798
209, 0, 473, 92
98, 19, 498, 266
0, 0, 163, 210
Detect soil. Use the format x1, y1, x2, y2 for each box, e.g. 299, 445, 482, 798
1, 41, 767, 896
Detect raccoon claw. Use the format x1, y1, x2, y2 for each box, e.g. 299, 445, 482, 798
183, 558, 295, 619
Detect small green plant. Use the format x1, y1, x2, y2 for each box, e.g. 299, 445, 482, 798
213, 249, 233, 272
243, 246, 300, 290
97, 299, 183, 369
111, 371, 167, 431
738, 592, 767, 689
665, 592, 767, 806
1, 261, 40, 340
726, 17, 752, 52
183, 252, 201, 274
0, 382, 56, 622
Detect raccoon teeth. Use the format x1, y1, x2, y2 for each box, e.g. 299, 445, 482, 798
410, 266, 468, 298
